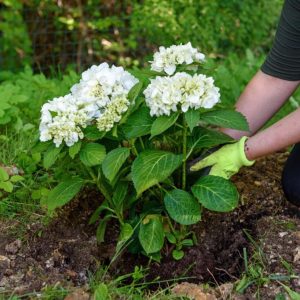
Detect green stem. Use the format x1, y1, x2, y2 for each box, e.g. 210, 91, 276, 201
139, 137, 145, 150
86, 166, 111, 202
182, 118, 187, 190
130, 139, 139, 156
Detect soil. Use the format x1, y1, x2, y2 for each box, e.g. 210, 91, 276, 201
0, 151, 300, 299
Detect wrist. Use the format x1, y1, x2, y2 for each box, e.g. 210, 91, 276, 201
238, 136, 255, 166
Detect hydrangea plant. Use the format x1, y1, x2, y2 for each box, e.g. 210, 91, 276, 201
37, 43, 249, 260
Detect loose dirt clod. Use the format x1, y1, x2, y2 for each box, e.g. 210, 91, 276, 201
5, 239, 21, 255
172, 282, 217, 300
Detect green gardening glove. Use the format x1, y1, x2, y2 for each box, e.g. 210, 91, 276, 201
190, 136, 255, 179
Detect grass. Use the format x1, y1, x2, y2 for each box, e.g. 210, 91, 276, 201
236, 229, 300, 299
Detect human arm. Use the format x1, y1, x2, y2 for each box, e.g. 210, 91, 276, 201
221, 70, 300, 140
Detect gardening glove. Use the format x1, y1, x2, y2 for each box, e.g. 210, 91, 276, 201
190, 136, 255, 179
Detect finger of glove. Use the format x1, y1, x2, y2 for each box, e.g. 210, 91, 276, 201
190, 155, 216, 171
209, 165, 230, 179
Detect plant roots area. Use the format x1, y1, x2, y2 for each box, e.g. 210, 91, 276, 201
1, 152, 300, 299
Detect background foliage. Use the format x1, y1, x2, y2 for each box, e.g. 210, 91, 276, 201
1, 0, 283, 72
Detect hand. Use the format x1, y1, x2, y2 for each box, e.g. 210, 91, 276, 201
190, 137, 255, 179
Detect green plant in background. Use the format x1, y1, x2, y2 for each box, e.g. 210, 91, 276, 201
0, 0, 32, 70
130, 0, 283, 56
35, 44, 250, 261
0, 0, 283, 73
0, 167, 24, 194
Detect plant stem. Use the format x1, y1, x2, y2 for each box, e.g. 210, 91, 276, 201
182, 118, 187, 190
86, 166, 111, 201
130, 139, 139, 156
139, 137, 145, 150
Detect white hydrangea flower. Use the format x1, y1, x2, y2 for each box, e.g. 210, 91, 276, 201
150, 42, 205, 75
97, 95, 130, 132
39, 94, 90, 147
40, 63, 139, 147
143, 72, 220, 117
71, 63, 138, 113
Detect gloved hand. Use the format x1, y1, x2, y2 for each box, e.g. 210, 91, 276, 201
190, 136, 255, 179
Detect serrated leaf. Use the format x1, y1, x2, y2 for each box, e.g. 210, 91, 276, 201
192, 175, 239, 212
201, 109, 249, 131
43, 144, 62, 169
150, 112, 179, 138
164, 189, 201, 225
45, 178, 83, 211
102, 147, 130, 182
69, 141, 82, 159
139, 216, 164, 254
185, 109, 200, 132
132, 150, 182, 196
121, 106, 154, 139
80, 143, 106, 167
0, 167, 9, 181
0, 181, 13, 193
188, 126, 233, 151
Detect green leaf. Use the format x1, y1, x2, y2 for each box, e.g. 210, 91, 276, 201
119, 223, 134, 242
164, 189, 201, 225
201, 109, 249, 131
83, 126, 105, 141
128, 81, 143, 102
112, 182, 128, 214
0, 181, 13, 193
150, 112, 179, 138
102, 147, 130, 182
188, 127, 233, 150
94, 283, 108, 300
0, 167, 9, 181
182, 239, 193, 246
132, 150, 182, 196
192, 175, 239, 212
69, 141, 82, 159
80, 143, 106, 167
45, 178, 83, 211
281, 283, 300, 300
121, 106, 154, 139
185, 109, 200, 132
43, 144, 62, 169
10, 175, 24, 183
172, 249, 184, 260
116, 223, 134, 252
139, 216, 164, 254
166, 233, 176, 244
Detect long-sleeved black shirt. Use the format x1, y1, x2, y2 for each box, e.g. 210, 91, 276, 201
261, 0, 300, 81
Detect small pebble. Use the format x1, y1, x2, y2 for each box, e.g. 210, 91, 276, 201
279, 232, 288, 238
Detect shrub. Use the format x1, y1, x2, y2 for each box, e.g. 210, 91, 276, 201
35, 44, 250, 260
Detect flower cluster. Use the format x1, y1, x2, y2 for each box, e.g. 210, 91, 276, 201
39, 94, 92, 147
40, 63, 138, 147
150, 42, 205, 75
70, 63, 138, 133
143, 72, 220, 117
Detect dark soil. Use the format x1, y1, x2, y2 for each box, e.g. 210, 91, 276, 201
0, 151, 300, 298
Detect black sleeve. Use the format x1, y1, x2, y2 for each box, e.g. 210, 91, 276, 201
261, 0, 300, 81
